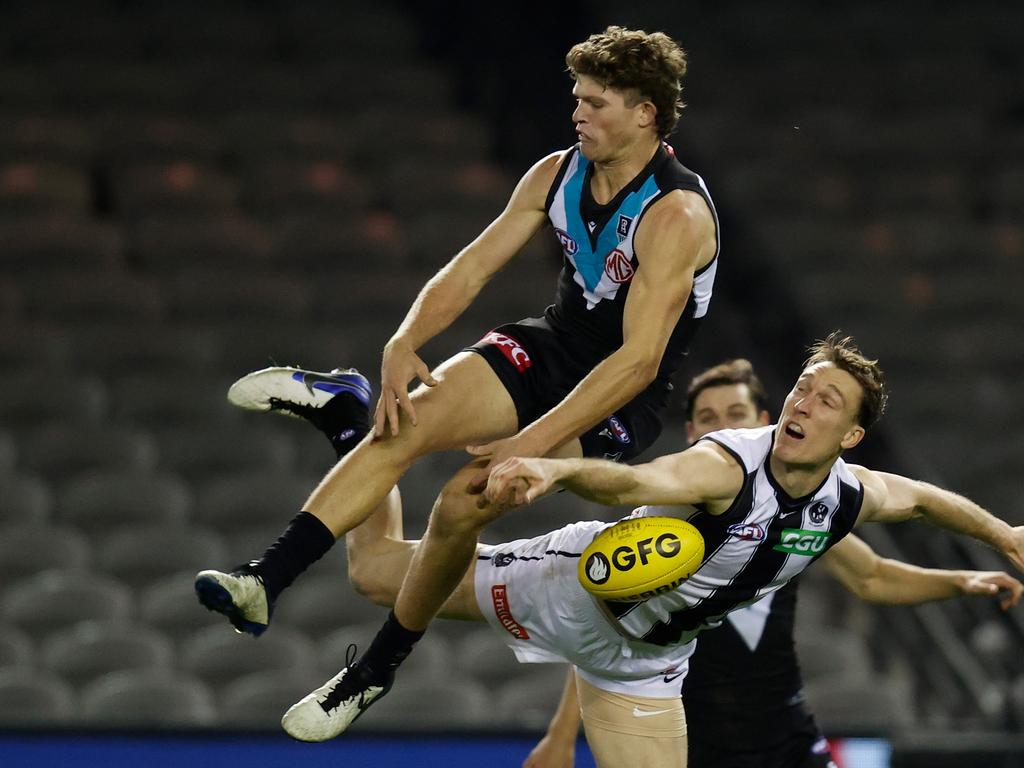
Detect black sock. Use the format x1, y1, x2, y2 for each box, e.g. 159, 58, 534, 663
323, 393, 371, 459
251, 511, 336, 602
361, 610, 425, 674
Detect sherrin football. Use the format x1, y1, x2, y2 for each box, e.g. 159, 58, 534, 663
579, 516, 705, 601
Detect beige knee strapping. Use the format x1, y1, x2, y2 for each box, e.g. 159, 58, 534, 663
576, 675, 687, 739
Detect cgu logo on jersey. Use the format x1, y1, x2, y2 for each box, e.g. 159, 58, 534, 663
773, 528, 831, 556
727, 523, 765, 541
604, 249, 635, 284
554, 228, 578, 256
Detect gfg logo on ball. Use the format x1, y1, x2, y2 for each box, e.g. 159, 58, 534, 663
606, 533, 681, 573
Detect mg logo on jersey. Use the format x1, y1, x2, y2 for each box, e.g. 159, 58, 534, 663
808, 502, 829, 525
727, 523, 765, 541
773, 528, 832, 556
554, 228, 578, 256
604, 249, 635, 284
481, 331, 533, 373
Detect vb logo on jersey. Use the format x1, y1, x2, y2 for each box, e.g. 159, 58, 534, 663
773, 528, 831, 556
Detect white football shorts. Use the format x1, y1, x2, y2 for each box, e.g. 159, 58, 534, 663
473, 519, 696, 697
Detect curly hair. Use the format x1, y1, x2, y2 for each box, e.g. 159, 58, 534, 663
566, 26, 688, 137
805, 332, 888, 429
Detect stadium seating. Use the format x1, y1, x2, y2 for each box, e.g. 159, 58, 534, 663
40, 619, 175, 688
0, 668, 76, 726
0, 569, 133, 640
80, 669, 217, 728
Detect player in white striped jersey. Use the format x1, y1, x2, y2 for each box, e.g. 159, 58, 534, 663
483, 333, 1024, 767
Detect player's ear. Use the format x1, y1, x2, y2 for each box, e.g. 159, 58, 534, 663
637, 101, 657, 130
757, 410, 771, 427
685, 421, 696, 444
840, 424, 864, 451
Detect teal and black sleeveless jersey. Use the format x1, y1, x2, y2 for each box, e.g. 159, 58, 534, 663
543, 142, 720, 389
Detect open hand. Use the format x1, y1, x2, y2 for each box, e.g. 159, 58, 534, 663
374, 337, 438, 438
960, 570, 1024, 611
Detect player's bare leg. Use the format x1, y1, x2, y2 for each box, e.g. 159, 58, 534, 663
281, 441, 581, 741
576, 674, 687, 768
345, 485, 483, 622
196, 352, 517, 636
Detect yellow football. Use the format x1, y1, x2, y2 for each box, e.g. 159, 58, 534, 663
579, 516, 705, 601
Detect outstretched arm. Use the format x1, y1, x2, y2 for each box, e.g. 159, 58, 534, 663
523, 669, 580, 768
485, 440, 744, 510
375, 151, 562, 436
852, 466, 1024, 573
821, 534, 1023, 610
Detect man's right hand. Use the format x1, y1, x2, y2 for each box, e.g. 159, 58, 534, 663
523, 732, 575, 768
375, 337, 438, 438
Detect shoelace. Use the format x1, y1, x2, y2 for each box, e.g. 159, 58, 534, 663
319, 643, 368, 713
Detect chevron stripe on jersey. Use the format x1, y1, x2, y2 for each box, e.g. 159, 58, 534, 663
608, 426, 863, 647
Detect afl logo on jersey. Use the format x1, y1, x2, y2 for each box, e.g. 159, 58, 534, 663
727, 523, 765, 541
554, 228, 578, 256
607, 415, 631, 444
605, 249, 635, 284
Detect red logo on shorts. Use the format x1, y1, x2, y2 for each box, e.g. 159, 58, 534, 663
481, 331, 533, 373
604, 249, 635, 284
491, 585, 530, 640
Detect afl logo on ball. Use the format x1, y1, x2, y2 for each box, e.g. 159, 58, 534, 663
585, 552, 611, 585
554, 228, 578, 256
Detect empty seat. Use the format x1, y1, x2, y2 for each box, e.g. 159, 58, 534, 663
0, 522, 91, 583
0, 473, 53, 524
272, 565, 385, 641
18, 273, 163, 324
496, 669, 574, 730
111, 161, 238, 218
129, 213, 276, 272
456, 627, 525, 686
269, 213, 410, 276
41, 620, 174, 688
0, 668, 75, 726
240, 158, 370, 218
0, 371, 106, 429
20, 424, 158, 480
80, 669, 216, 728
180, 625, 316, 689
110, 372, 237, 429
56, 470, 191, 535
1, 569, 133, 640
0, 624, 33, 669
220, 668, 326, 729
68, 324, 222, 377
158, 426, 298, 486
367, 675, 494, 731
0, 215, 123, 273
195, 469, 318, 532
0, 161, 91, 215
139, 570, 224, 643
164, 269, 313, 323
97, 523, 227, 588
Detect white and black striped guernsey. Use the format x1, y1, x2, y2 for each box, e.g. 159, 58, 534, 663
606, 425, 863, 647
